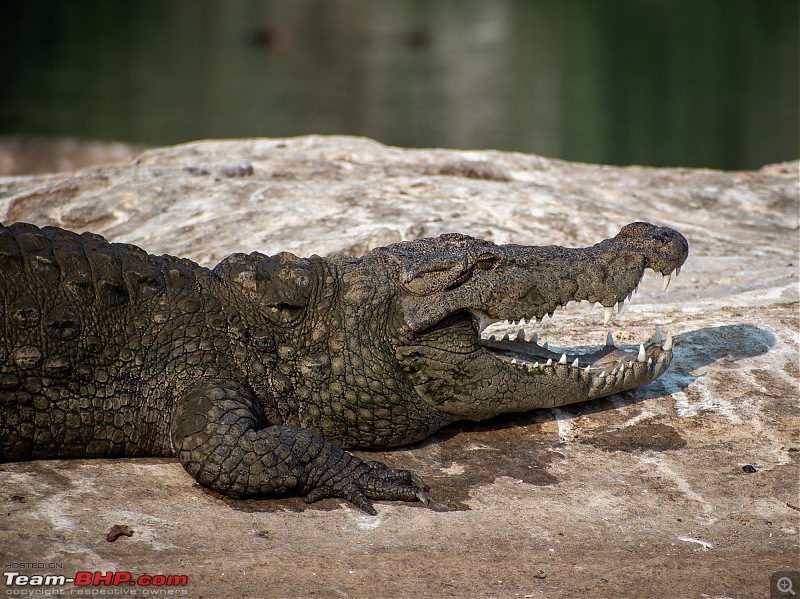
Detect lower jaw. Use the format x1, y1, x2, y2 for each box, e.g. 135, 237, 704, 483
481, 327, 673, 384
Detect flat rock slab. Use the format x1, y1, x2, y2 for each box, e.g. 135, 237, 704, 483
0, 136, 798, 598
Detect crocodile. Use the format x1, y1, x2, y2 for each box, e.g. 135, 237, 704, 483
0, 221, 688, 514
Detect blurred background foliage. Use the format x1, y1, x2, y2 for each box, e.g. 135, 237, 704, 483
0, 0, 797, 170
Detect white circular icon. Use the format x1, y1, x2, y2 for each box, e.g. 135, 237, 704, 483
777, 576, 796, 596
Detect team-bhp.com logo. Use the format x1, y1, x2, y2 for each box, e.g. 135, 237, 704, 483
3, 571, 188, 595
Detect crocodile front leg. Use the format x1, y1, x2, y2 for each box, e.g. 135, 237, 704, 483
170, 382, 429, 514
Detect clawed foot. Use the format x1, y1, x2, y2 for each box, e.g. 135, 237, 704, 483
305, 458, 430, 515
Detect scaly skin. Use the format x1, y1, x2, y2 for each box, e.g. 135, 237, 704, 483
0, 221, 688, 513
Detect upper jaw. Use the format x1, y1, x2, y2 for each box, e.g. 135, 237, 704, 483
472, 257, 681, 332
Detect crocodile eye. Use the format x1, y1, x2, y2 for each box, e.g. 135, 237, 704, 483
475, 257, 496, 271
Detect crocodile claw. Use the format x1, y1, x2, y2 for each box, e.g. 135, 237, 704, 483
305, 457, 430, 515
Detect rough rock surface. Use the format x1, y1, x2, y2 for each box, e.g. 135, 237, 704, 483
0, 136, 798, 598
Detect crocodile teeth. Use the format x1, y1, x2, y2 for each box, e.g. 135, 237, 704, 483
502, 333, 510, 341
653, 325, 662, 343
529, 333, 538, 344
605, 331, 615, 346
663, 332, 673, 351
603, 307, 613, 325
676, 266, 681, 276
616, 300, 625, 314
516, 329, 526, 341
572, 358, 580, 367
662, 272, 671, 291
546, 358, 553, 366
559, 353, 567, 364
637, 343, 646, 362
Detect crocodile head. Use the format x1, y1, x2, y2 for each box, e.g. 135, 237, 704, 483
372, 222, 688, 420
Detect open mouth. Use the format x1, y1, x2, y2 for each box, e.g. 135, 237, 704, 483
460, 301, 674, 397
477, 313, 671, 373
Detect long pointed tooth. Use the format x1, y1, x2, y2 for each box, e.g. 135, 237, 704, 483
604, 307, 613, 325
546, 358, 553, 366
663, 332, 673, 351
662, 272, 671, 291
599, 370, 606, 377
572, 358, 580, 367
502, 333, 510, 341
676, 266, 681, 276
516, 329, 526, 341
606, 331, 615, 346
559, 353, 567, 365
616, 299, 624, 313
529, 333, 538, 345
637, 343, 646, 362
654, 325, 662, 343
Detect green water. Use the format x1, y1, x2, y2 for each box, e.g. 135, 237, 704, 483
0, 0, 797, 170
